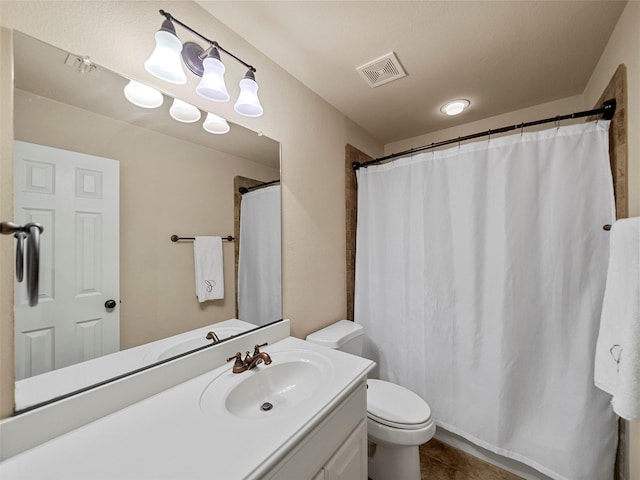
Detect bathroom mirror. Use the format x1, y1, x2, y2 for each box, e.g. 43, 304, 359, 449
10, 32, 282, 411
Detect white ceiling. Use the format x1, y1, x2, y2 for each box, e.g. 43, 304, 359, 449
199, 0, 627, 144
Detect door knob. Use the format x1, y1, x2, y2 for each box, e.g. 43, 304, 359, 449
105, 299, 117, 311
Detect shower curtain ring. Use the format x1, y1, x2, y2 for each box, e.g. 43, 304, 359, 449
520, 123, 524, 136
488, 129, 491, 142
555, 116, 560, 130
457, 136, 461, 149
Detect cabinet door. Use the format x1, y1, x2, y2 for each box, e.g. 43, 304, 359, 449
324, 420, 367, 480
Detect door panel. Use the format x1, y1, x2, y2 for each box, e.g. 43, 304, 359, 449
14, 141, 119, 380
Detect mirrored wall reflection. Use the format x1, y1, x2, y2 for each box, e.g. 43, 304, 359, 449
11, 32, 282, 412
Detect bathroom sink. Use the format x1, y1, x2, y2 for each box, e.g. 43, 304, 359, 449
200, 349, 334, 419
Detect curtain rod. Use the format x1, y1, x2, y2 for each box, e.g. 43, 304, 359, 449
239, 179, 280, 194
353, 99, 616, 171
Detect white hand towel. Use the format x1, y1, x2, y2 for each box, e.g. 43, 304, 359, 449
594, 217, 640, 420
193, 236, 224, 302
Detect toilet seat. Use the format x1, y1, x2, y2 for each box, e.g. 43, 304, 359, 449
367, 411, 432, 430
366, 379, 432, 428
366, 379, 435, 447
367, 414, 436, 447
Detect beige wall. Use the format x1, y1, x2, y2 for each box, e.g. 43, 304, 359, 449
584, 1, 640, 217
14, 89, 278, 348
0, 28, 15, 418
0, 1, 383, 417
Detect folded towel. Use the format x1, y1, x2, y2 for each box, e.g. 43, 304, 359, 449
193, 236, 224, 302
594, 217, 640, 420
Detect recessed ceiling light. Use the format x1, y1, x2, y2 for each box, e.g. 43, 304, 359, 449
441, 99, 470, 116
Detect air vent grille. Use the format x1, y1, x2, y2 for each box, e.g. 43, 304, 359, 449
356, 52, 406, 88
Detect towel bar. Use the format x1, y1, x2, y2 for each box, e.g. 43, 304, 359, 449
171, 235, 234, 242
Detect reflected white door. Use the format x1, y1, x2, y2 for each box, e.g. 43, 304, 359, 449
14, 141, 119, 380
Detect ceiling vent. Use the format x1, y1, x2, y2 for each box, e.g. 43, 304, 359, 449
356, 52, 406, 88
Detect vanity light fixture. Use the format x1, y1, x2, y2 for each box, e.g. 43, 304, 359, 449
143, 17, 187, 84
440, 99, 470, 116
203, 112, 231, 134
195, 46, 230, 102
169, 98, 202, 123
123, 79, 231, 134
145, 10, 263, 117
123, 80, 164, 109
234, 70, 263, 117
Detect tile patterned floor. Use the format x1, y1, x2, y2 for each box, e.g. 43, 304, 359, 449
419, 439, 524, 480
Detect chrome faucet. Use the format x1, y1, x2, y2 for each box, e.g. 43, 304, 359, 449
226, 343, 272, 374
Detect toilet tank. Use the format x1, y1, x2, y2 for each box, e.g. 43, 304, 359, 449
305, 320, 364, 356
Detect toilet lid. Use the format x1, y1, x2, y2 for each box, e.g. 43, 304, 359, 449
367, 379, 431, 428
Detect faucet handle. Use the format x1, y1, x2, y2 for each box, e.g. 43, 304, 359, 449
253, 342, 268, 355
227, 352, 248, 374
226, 352, 242, 363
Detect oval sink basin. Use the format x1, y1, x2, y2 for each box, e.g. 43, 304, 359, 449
200, 349, 334, 419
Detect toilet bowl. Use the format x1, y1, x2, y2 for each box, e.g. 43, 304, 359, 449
306, 320, 435, 480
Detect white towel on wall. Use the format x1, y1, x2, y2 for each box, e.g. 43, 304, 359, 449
595, 217, 640, 420
193, 236, 224, 302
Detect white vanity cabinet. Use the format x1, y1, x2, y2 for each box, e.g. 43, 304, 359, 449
0, 331, 376, 480
266, 381, 368, 480
319, 420, 367, 480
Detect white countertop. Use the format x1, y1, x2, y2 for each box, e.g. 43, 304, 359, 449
1, 336, 374, 479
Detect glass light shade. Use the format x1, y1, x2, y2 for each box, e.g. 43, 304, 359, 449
234, 77, 263, 117
196, 57, 230, 102
169, 98, 201, 123
203, 112, 230, 134
440, 99, 470, 116
144, 29, 187, 85
123, 80, 164, 109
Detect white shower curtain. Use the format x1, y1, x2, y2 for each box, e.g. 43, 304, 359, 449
355, 121, 618, 480
238, 184, 282, 326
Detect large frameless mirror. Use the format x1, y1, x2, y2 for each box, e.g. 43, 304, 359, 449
10, 32, 282, 412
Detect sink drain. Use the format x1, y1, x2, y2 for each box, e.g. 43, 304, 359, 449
260, 402, 273, 411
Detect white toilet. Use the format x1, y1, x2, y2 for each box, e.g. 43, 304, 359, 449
306, 320, 435, 480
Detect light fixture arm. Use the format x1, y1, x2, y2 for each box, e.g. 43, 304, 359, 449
158, 9, 256, 73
